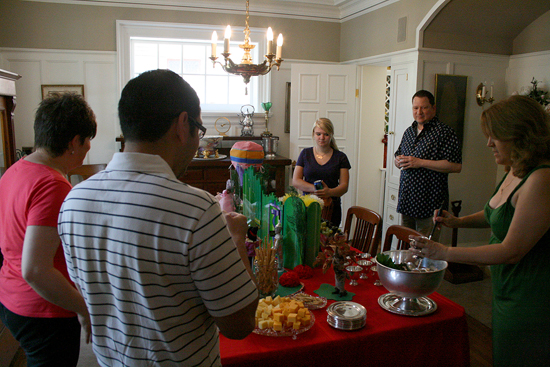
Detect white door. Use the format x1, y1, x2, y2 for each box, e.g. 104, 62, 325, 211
290, 63, 358, 226
383, 60, 417, 246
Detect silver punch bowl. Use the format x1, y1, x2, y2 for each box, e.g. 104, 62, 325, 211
375, 250, 448, 316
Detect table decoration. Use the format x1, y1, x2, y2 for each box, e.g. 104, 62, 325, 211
293, 264, 313, 279
254, 246, 279, 298
314, 283, 355, 301
279, 270, 300, 287
312, 232, 359, 296
280, 189, 323, 268
275, 282, 304, 297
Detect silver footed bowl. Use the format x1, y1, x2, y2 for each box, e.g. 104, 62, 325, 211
375, 250, 447, 300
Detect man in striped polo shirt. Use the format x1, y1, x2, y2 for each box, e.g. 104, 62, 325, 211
58, 69, 259, 367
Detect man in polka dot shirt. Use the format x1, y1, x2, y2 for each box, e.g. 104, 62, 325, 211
394, 90, 462, 240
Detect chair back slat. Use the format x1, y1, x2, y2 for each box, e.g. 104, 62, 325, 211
343, 206, 382, 255
382, 225, 423, 252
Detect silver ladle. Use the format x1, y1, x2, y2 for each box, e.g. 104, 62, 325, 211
408, 203, 444, 270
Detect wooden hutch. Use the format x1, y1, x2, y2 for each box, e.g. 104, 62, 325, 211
116, 135, 292, 197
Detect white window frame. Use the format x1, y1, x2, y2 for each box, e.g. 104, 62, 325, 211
116, 20, 272, 128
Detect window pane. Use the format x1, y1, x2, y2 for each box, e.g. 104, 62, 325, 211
228, 76, 252, 105
205, 76, 229, 104
159, 43, 182, 74
128, 30, 267, 114
182, 45, 206, 74
185, 75, 206, 104
229, 43, 246, 64
207, 60, 230, 76
133, 42, 158, 76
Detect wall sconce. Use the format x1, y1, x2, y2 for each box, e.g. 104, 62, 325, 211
476, 82, 494, 106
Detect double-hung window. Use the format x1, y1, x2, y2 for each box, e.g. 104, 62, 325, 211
117, 20, 271, 127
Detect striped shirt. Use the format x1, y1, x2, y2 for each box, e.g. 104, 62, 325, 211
58, 153, 257, 367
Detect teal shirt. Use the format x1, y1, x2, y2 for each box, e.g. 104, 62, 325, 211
483, 165, 550, 366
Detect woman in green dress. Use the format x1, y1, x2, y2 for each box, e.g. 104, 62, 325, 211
410, 95, 550, 366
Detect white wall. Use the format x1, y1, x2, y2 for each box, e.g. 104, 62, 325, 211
417, 49, 510, 245
0, 47, 297, 164
502, 51, 550, 181
356, 65, 387, 213
0, 48, 118, 164
506, 51, 550, 96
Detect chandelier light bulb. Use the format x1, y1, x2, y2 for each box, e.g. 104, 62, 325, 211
208, 1, 284, 91
267, 27, 273, 55
211, 31, 218, 57
224, 25, 231, 53
276, 34, 283, 59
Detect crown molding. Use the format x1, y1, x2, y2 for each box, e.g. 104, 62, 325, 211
25, 0, 397, 22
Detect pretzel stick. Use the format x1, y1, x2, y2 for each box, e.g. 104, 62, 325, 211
256, 242, 277, 295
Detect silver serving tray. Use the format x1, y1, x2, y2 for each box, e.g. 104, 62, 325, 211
326, 301, 367, 330
378, 293, 437, 316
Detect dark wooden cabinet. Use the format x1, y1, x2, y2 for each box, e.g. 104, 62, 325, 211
116, 135, 292, 197
181, 155, 292, 197
0, 69, 21, 177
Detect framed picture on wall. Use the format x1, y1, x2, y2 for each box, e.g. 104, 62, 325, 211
434, 74, 467, 148
41, 84, 84, 100
284, 82, 291, 133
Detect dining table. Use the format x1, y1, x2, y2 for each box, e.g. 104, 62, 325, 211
219, 263, 470, 367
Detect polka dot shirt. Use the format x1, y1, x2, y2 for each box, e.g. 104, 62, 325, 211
394, 116, 462, 218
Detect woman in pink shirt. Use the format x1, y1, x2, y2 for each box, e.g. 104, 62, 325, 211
0, 93, 97, 366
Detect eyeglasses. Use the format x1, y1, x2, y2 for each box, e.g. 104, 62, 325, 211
188, 116, 206, 139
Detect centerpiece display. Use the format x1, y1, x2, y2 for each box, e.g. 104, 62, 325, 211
375, 250, 448, 316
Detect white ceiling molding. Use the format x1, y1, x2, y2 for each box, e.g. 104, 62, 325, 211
25, 0, 398, 22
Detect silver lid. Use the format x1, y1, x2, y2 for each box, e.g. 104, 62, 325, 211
327, 301, 367, 320
326, 301, 367, 330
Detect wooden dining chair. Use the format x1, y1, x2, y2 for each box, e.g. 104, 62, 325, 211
342, 206, 382, 255
68, 163, 107, 184
382, 225, 423, 252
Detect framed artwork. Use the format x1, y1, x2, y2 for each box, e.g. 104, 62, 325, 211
284, 82, 291, 133
434, 74, 467, 147
41, 84, 84, 99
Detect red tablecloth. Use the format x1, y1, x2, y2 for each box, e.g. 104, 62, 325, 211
220, 266, 470, 367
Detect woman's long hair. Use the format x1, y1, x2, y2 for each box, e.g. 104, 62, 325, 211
481, 95, 550, 177
312, 118, 339, 151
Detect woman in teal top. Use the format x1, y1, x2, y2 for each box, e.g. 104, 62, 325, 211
411, 95, 550, 366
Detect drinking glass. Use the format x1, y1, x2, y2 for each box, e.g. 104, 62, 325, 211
346, 265, 362, 286
356, 259, 372, 280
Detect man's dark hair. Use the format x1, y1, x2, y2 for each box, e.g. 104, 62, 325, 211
34, 93, 97, 157
118, 69, 201, 142
412, 90, 435, 106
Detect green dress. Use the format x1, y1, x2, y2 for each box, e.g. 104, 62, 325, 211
484, 165, 550, 366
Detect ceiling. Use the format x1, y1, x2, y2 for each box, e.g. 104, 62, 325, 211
28, 0, 399, 22
29, 0, 550, 36
426, 0, 550, 41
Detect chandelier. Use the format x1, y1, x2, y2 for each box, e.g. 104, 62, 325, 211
210, 0, 283, 94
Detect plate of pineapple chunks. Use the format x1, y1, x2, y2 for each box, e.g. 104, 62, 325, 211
253, 295, 315, 337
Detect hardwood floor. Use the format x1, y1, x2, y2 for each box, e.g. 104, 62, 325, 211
466, 313, 493, 367
8, 347, 25, 367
